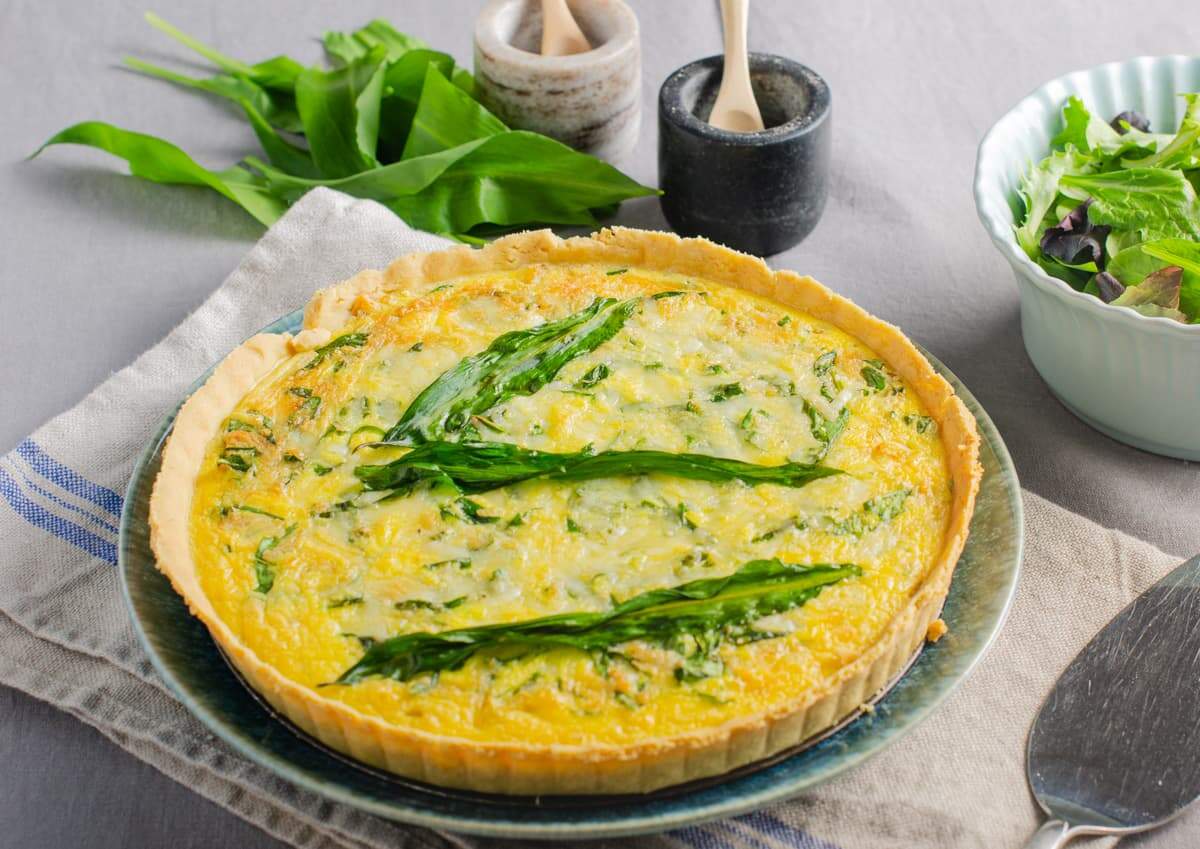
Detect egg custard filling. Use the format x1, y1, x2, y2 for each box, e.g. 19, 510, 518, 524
151, 229, 980, 794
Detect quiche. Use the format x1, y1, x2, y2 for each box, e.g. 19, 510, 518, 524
150, 228, 980, 795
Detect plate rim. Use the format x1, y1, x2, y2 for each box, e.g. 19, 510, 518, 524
119, 312, 1023, 839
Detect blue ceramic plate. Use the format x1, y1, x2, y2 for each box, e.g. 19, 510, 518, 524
119, 309, 1023, 840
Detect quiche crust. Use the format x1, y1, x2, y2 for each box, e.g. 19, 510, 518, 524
149, 228, 981, 794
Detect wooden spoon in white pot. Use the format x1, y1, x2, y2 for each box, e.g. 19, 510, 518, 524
709, 0, 765, 132
541, 0, 592, 56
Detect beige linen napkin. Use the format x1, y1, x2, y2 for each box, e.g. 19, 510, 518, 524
0, 188, 1192, 849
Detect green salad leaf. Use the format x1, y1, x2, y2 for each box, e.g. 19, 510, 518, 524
1106, 238, 1200, 319
1015, 92, 1200, 322
334, 559, 859, 684
1059, 169, 1200, 241
31, 13, 656, 239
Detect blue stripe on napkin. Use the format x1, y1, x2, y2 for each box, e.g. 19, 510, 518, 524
16, 438, 124, 517
0, 463, 118, 565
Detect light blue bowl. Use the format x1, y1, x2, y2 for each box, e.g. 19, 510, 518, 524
974, 56, 1200, 460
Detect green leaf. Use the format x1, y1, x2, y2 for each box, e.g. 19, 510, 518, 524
123, 57, 303, 133
1124, 94, 1200, 170
382, 297, 640, 444
295, 47, 388, 178
323, 19, 428, 65
1111, 265, 1187, 321
31, 121, 286, 225
1051, 96, 1167, 162
334, 559, 860, 683
1060, 168, 1200, 241
381, 129, 660, 233
143, 14, 301, 92
1108, 238, 1200, 321
238, 98, 319, 178
377, 49, 462, 162
1015, 148, 1094, 257
402, 66, 507, 159
354, 439, 842, 495
144, 12, 256, 76
248, 130, 658, 235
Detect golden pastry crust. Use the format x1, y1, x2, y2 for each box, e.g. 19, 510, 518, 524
149, 228, 981, 794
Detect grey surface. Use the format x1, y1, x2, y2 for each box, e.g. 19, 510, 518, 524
0, 1, 1197, 847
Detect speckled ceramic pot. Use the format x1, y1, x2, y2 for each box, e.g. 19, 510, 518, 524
658, 54, 831, 256
473, 0, 641, 162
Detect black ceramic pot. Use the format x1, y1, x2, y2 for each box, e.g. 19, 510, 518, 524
658, 54, 831, 256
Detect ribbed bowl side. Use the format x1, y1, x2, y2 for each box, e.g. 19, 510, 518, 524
974, 56, 1200, 460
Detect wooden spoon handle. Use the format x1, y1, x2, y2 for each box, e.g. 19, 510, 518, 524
541, 0, 592, 56
719, 0, 752, 89
710, 0, 765, 132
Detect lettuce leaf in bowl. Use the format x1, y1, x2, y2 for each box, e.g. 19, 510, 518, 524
1015, 93, 1200, 322
1106, 239, 1200, 320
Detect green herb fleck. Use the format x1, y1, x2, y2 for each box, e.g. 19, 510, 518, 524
252, 524, 296, 594
302, 332, 368, 371
457, 497, 499, 524
813, 351, 836, 376
575, 362, 611, 390
676, 502, 698, 530
903, 414, 936, 434
234, 505, 284, 520
803, 402, 850, 460
424, 558, 472, 570
710, 382, 743, 402
861, 362, 887, 393
614, 691, 639, 709
288, 392, 322, 426
218, 447, 258, 473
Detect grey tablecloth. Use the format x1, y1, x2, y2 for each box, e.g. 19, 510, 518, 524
1, 1, 1197, 847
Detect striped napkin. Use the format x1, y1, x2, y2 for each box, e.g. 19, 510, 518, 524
1, 188, 1191, 849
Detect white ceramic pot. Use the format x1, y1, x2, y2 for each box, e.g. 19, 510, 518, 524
974, 55, 1200, 460
473, 0, 640, 162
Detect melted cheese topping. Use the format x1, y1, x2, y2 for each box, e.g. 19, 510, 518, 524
190, 264, 951, 746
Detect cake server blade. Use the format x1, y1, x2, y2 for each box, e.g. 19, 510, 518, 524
1024, 553, 1200, 848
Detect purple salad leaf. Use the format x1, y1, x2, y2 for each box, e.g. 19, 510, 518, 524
1110, 110, 1151, 134
1039, 200, 1111, 268
1093, 271, 1126, 303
